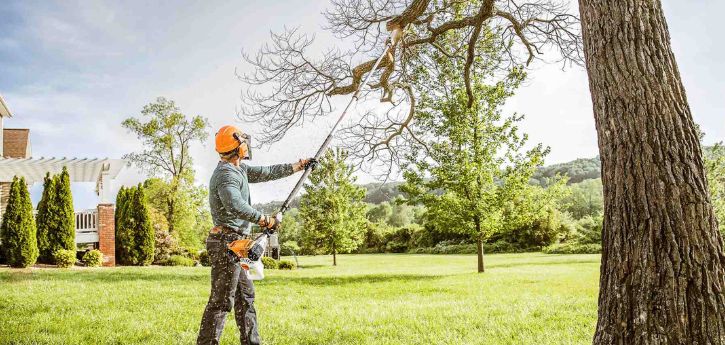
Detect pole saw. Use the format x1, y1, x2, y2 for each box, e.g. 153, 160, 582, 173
228, 29, 403, 280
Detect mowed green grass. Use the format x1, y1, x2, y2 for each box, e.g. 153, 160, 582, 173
0, 253, 599, 344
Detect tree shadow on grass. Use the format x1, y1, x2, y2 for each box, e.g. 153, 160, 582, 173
0, 268, 207, 284
259, 273, 441, 287
486, 257, 599, 270
0, 269, 445, 286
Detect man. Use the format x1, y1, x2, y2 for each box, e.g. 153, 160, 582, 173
197, 125, 314, 345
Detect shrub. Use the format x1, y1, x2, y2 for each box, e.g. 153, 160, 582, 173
54, 249, 76, 268
0, 177, 38, 268
162, 255, 195, 266
149, 207, 179, 264
543, 243, 602, 254
81, 250, 103, 267
198, 250, 210, 266
278, 260, 296, 270
261, 256, 279, 269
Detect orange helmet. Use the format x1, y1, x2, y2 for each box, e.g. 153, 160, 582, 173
215, 125, 252, 159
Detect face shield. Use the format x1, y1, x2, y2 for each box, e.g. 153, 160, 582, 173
233, 132, 252, 160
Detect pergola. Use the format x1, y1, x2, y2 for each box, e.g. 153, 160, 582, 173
0, 157, 125, 203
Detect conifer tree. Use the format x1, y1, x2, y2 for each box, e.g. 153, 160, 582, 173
35, 173, 57, 263
115, 186, 133, 264
54, 167, 75, 252
0, 177, 38, 268
132, 184, 154, 265
115, 185, 154, 265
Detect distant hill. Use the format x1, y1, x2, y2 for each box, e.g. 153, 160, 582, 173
254, 157, 603, 209
253, 181, 406, 212
531, 156, 601, 186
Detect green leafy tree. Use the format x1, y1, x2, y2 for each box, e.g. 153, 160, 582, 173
122, 97, 209, 234
561, 178, 603, 219
143, 178, 211, 252
299, 149, 367, 265
35, 173, 57, 263
388, 197, 413, 227
278, 208, 302, 249
402, 68, 546, 272
0, 177, 38, 268
366, 202, 392, 223
498, 180, 571, 248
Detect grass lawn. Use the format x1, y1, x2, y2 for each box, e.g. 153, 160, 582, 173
0, 253, 599, 344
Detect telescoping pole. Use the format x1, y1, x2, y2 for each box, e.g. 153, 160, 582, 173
276, 34, 397, 218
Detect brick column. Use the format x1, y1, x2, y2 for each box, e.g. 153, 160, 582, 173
0, 182, 11, 220
97, 203, 115, 267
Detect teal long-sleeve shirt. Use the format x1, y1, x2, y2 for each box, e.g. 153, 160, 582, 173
209, 161, 294, 235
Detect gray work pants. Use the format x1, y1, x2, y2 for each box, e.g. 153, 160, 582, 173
197, 233, 260, 345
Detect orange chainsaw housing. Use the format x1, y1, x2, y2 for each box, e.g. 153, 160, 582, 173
227, 239, 254, 259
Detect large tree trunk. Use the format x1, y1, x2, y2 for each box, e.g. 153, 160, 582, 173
578, 1, 725, 343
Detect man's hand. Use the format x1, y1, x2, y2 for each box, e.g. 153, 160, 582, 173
293, 158, 318, 172
257, 214, 278, 230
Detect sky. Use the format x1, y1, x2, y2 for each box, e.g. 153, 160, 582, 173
0, 0, 723, 208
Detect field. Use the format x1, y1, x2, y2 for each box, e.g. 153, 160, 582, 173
0, 253, 600, 344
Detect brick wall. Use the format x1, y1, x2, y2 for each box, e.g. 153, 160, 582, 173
97, 204, 116, 267
2, 129, 30, 158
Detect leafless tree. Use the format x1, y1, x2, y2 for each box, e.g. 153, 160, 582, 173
239, 0, 581, 175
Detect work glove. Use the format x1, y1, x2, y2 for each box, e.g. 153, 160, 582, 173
293, 158, 318, 172
257, 214, 279, 231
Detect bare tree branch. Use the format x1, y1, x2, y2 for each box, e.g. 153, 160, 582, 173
240, 0, 582, 175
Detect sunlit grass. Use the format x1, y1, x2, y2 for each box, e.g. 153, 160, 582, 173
0, 253, 599, 344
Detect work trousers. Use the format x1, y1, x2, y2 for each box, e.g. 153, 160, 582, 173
197, 233, 260, 345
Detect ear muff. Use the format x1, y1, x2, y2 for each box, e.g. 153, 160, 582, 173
233, 132, 252, 160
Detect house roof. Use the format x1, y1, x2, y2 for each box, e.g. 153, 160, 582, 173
0, 94, 12, 118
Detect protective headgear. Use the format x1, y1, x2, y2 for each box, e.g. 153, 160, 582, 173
215, 125, 252, 160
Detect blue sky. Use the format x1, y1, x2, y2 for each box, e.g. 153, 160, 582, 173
1, 0, 723, 208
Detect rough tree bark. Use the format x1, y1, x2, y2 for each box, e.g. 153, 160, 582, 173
578, 1, 725, 344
